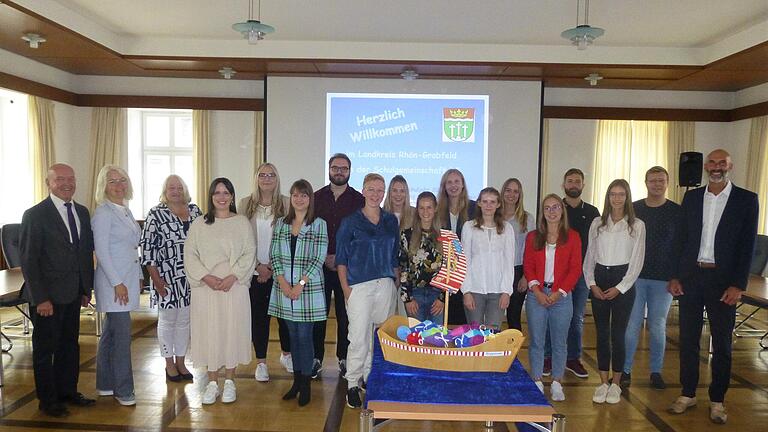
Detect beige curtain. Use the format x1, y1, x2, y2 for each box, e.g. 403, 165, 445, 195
88, 107, 127, 209
667, 121, 695, 203
254, 111, 265, 167
193, 110, 211, 213
28, 96, 56, 202
746, 116, 768, 235
539, 119, 550, 198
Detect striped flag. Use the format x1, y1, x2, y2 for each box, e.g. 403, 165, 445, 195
430, 229, 467, 294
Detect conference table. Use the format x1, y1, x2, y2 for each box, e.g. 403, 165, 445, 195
0, 267, 25, 387
735, 275, 768, 348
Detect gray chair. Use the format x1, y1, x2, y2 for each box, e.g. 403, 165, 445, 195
750, 234, 768, 276
1, 223, 31, 352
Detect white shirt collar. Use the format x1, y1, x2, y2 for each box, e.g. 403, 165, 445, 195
50, 193, 73, 208
705, 180, 732, 198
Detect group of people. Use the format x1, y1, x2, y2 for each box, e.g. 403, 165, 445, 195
17, 148, 757, 425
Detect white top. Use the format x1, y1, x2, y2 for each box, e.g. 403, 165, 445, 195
544, 243, 556, 283
697, 181, 732, 263
507, 211, 535, 267
50, 194, 81, 243
252, 205, 275, 266
460, 221, 516, 295
583, 216, 646, 294
450, 212, 459, 232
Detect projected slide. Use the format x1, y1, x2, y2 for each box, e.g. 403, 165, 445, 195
326, 93, 488, 202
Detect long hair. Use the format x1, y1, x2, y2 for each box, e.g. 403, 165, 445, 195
472, 187, 506, 235
437, 169, 470, 226
409, 191, 441, 255
204, 177, 237, 225
243, 162, 286, 225
383, 175, 414, 230
284, 179, 316, 225
500, 177, 529, 231
598, 179, 637, 236
533, 194, 571, 250
159, 174, 192, 205
94, 164, 134, 206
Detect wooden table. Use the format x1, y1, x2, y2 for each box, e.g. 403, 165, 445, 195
0, 267, 25, 386
736, 275, 768, 348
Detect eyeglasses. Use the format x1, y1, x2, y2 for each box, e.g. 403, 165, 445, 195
543, 205, 562, 212
330, 166, 350, 173
258, 173, 277, 179
108, 178, 128, 185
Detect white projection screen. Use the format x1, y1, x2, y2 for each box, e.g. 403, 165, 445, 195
266, 77, 542, 213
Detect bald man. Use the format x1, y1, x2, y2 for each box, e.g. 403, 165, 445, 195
20, 164, 96, 417
667, 149, 758, 424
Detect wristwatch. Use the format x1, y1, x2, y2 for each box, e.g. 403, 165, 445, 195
299, 279, 306, 287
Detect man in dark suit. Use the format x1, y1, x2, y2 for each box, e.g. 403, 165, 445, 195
20, 163, 96, 417
667, 149, 758, 424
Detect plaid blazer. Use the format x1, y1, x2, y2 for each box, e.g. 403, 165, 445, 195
268, 217, 328, 322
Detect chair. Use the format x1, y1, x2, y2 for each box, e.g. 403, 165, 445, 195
735, 234, 768, 348
749, 234, 768, 276
1, 223, 31, 352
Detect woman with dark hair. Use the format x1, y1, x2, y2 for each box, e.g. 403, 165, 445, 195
460, 187, 515, 330
524, 193, 582, 401
268, 179, 328, 407
437, 169, 476, 324
184, 178, 256, 405
501, 177, 535, 331
583, 179, 645, 405
399, 191, 444, 323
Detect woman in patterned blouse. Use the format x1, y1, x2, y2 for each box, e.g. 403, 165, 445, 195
399, 191, 444, 323
268, 179, 328, 407
140, 175, 202, 382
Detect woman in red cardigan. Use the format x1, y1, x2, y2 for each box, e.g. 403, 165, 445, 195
524, 193, 582, 402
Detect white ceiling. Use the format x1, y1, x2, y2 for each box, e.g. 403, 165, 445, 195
20, 0, 768, 64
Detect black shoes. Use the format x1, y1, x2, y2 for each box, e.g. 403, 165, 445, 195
650, 372, 666, 389
311, 359, 322, 379
346, 386, 362, 409
620, 372, 632, 388
166, 370, 183, 382
39, 402, 69, 417
298, 375, 311, 407
283, 372, 301, 400
60, 392, 96, 407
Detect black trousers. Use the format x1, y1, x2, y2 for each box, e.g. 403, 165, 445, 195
505, 265, 526, 330
591, 263, 635, 373
678, 267, 736, 402
313, 267, 349, 362
448, 290, 467, 325
249, 276, 290, 358
29, 297, 82, 406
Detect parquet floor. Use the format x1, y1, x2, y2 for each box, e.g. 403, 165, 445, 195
1, 294, 767, 432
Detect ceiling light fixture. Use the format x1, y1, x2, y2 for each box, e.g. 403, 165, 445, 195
400, 69, 419, 81
232, 0, 275, 44
561, 0, 604, 50
219, 67, 237, 79
585, 73, 603, 86
21, 32, 46, 49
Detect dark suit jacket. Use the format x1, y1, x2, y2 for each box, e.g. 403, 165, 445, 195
675, 184, 759, 291
440, 199, 477, 238
20, 196, 95, 305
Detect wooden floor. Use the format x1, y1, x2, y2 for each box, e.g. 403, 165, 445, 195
1, 295, 767, 432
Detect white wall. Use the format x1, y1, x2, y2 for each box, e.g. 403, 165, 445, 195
210, 110, 256, 201
53, 103, 92, 204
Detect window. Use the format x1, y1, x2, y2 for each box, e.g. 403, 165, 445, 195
592, 120, 668, 205
0, 89, 32, 224
127, 109, 194, 218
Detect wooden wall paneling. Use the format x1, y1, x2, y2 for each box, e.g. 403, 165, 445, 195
75, 94, 264, 111
541, 106, 732, 122
731, 101, 768, 121
0, 71, 77, 104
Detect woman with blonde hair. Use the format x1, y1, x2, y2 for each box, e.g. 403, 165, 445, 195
501, 178, 535, 331
93, 165, 142, 406
238, 163, 292, 382
382, 175, 415, 231
140, 174, 202, 382
436, 169, 476, 324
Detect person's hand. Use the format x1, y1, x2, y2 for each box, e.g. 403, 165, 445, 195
289, 283, 303, 300
463, 292, 476, 311
280, 280, 293, 297
81, 295, 91, 308
590, 285, 605, 300
430, 299, 444, 316
517, 276, 529, 293
217, 275, 236, 292
534, 289, 551, 306
405, 300, 419, 316
114, 283, 129, 305
720, 286, 742, 306
499, 293, 510, 310
324, 254, 336, 270
603, 287, 621, 300
153, 277, 168, 297
342, 286, 352, 302
256, 263, 273, 283
548, 290, 562, 304
202, 275, 222, 290
668, 279, 684, 296
36, 300, 54, 317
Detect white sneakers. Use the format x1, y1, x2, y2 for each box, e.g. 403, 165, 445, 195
280, 353, 294, 373
550, 381, 565, 402
605, 383, 621, 404
221, 379, 236, 403
592, 383, 609, 403
255, 363, 269, 382
202, 381, 220, 405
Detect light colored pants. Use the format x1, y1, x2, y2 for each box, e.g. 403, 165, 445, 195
526, 286, 573, 380
158, 306, 191, 358
96, 312, 134, 398
346, 278, 395, 389
623, 278, 673, 374
464, 292, 504, 330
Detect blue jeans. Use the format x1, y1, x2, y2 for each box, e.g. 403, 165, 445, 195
96, 312, 134, 398
527, 287, 573, 380
406, 288, 444, 324
545, 276, 588, 360
285, 320, 314, 376
623, 278, 673, 374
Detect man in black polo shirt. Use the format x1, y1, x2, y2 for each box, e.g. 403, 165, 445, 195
543, 168, 600, 378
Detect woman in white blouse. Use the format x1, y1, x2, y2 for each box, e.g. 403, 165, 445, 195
583, 179, 645, 405
239, 163, 291, 382
501, 177, 535, 330
460, 187, 515, 330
